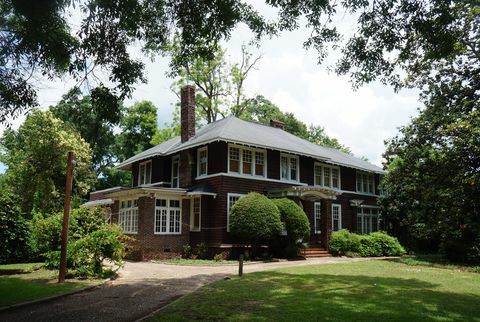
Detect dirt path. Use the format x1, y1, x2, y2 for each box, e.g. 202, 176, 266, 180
1, 257, 370, 322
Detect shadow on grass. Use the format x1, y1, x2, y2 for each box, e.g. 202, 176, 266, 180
155, 271, 480, 321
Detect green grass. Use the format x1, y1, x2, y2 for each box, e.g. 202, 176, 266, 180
395, 254, 480, 273
150, 260, 480, 322
0, 263, 100, 307
155, 258, 241, 266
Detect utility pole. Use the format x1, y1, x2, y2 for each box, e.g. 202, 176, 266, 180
59, 151, 75, 283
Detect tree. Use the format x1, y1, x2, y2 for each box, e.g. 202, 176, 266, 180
115, 101, 159, 162
0, 110, 94, 214
230, 192, 283, 249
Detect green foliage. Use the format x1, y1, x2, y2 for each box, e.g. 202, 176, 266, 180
330, 230, 405, 257
115, 101, 159, 161
0, 191, 30, 263
271, 198, 310, 243
182, 244, 193, 259
195, 243, 209, 260
0, 110, 94, 214
230, 192, 283, 244
45, 225, 125, 278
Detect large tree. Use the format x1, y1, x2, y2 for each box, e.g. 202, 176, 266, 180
0, 110, 94, 214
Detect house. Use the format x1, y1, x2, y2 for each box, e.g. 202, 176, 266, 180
87, 85, 385, 259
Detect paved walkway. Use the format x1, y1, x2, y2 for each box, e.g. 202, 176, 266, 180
1, 257, 370, 322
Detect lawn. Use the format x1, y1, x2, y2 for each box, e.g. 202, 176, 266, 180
155, 258, 241, 266
0, 263, 100, 307
150, 260, 480, 322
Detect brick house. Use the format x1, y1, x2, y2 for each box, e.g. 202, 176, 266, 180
85, 85, 385, 259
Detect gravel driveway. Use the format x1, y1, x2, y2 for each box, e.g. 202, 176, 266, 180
1, 257, 369, 322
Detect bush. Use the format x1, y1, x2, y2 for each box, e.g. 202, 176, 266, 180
330, 230, 405, 257
230, 192, 283, 245
195, 242, 209, 259
183, 244, 193, 259
271, 198, 310, 243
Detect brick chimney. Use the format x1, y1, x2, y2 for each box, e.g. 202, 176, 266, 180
270, 119, 285, 130
181, 85, 196, 142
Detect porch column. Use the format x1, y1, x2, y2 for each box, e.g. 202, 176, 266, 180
320, 199, 333, 250
138, 195, 155, 259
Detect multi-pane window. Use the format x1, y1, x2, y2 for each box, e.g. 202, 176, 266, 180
119, 199, 138, 234
171, 155, 180, 188
154, 198, 181, 234
280, 154, 299, 182
314, 202, 322, 234
138, 161, 152, 185
357, 207, 380, 234
332, 204, 342, 231
356, 171, 375, 194
197, 147, 208, 177
228, 145, 266, 177
190, 197, 201, 231
314, 163, 340, 189
227, 193, 245, 232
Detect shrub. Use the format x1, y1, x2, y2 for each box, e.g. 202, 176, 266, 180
271, 198, 310, 243
230, 192, 283, 245
368, 231, 406, 256
213, 252, 229, 262
183, 244, 193, 259
195, 242, 209, 259
330, 229, 361, 256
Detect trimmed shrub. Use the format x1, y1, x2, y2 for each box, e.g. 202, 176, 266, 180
330, 230, 405, 257
230, 192, 283, 244
367, 231, 406, 256
330, 229, 361, 256
272, 198, 310, 242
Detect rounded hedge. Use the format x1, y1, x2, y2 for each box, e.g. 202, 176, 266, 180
230, 192, 283, 243
272, 198, 310, 242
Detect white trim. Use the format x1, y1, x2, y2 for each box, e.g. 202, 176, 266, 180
171, 155, 180, 188
314, 162, 341, 190
195, 172, 308, 186
154, 198, 182, 235
280, 153, 300, 183
332, 203, 342, 231
138, 160, 152, 186
227, 143, 267, 178
227, 193, 246, 232
197, 146, 208, 177
190, 196, 201, 232
314, 201, 322, 234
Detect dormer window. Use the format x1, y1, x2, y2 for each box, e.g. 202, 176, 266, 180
228, 144, 266, 177
197, 147, 208, 177
280, 153, 299, 182
138, 160, 152, 185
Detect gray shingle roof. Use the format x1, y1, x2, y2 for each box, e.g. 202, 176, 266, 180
116, 116, 384, 173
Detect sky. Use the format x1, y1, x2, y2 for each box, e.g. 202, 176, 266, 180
0, 2, 422, 170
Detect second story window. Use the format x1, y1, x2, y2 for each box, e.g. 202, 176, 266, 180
280, 154, 299, 182
197, 147, 208, 177
171, 155, 180, 188
138, 160, 152, 185
314, 163, 340, 189
228, 144, 266, 177
356, 171, 375, 194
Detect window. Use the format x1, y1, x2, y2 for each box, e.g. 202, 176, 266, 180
190, 197, 201, 231
171, 155, 180, 188
228, 145, 266, 177
314, 163, 340, 189
314, 202, 321, 234
280, 153, 299, 182
138, 160, 152, 185
332, 204, 342, 231
155, 198, 181, 234
197, 147, 208, 177
227, 193, 245, 232
357, 207, 380, 234
119, 199, 138, 234
356, 171, 375, 194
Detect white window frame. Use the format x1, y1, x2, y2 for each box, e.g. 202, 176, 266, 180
314, 163, 341, 189
197, 147, 208, 177
118, 199, 138, 234
171, 155, 180, 188
154, 198, 182, 235
227, 193, 246, 232
314, 201, 322, 234
356, 170, 376, 194
357, 206, 381, 234
280, 153, 300, 182
190, 197, 201, 232
332, 204, 342, 231
227, 144, 267, 178
138, 160, 152, 186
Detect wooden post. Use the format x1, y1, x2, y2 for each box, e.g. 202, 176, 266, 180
59, 151, 75, 283
238, 254, 244, 277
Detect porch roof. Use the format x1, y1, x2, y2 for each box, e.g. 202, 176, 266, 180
103, 185, 217, 199
267, 186, 342, 201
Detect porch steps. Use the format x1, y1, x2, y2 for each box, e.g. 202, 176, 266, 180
301, 246, 331, 258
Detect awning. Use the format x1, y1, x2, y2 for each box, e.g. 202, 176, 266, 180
186, 183, 217, 197
81, 198, 114, 208
268, 186, 342, 201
